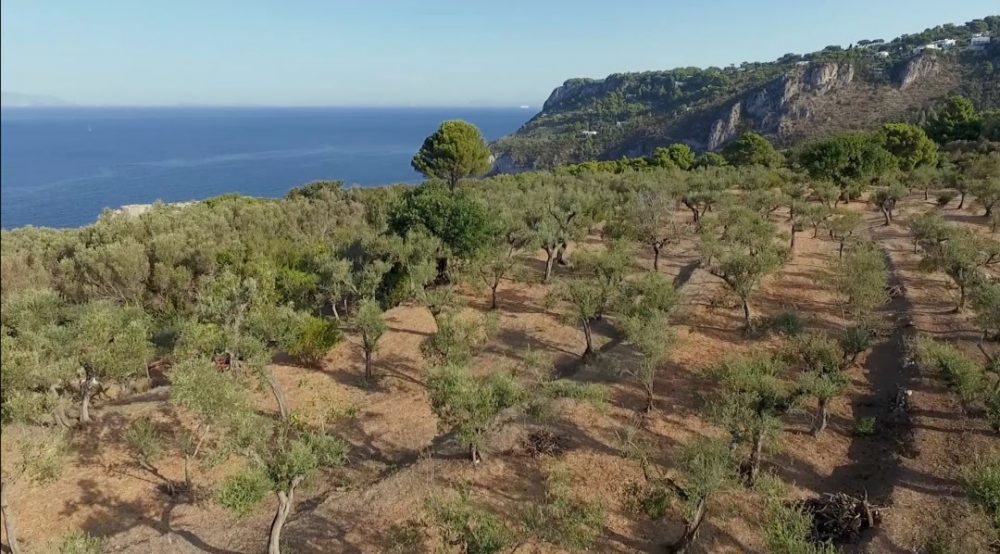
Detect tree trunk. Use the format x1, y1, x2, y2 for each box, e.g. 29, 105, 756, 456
330, 300, 340, 321
543, 250, 556, 283
490, 285, 499, 310
1, 480, 21, 554
79, 373, 97, 424
652, 245, 661, 272
839, 241, 846, 259
184, 424, 210, 490
924, 188, 929, 201
880, 207, 891, 226
746, 431, 764, 485
958, 191, 966, 210
669, 497, 706, 554
469, 442, 482, 464
268, 476, 302, 554
812, 397, 829, 436
742, 301, 753, 333
581, 319, 595, 359
957, 283, 966, 312
556, 243, 568, 266
264, 367, 289, 420
789, 228, 797, 254
364, 348, 374, 383
644, 382, 655, 413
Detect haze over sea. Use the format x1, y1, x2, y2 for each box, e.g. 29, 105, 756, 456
0, 107, 530, 229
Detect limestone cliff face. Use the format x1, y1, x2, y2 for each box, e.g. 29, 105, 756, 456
898, 54, 940, 89
707, 102, 742, 151
704, 62, 855, 151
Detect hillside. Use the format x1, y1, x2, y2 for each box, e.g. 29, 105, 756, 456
493, 16, 1000, 171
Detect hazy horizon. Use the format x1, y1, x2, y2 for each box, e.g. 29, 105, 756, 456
1, 1, 997, 107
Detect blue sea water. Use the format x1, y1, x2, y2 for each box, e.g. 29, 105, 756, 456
0, 107, 531, 229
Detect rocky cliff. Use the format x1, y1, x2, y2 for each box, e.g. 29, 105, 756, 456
492, 16, 1000, 171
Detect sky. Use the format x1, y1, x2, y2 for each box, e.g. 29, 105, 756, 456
1, 1, 996, 107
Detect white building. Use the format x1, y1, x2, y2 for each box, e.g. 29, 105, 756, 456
971, 34, 991, 50
912, 43, 941, 55
580, 130, 598, 137
876, 51, 890, 58
931, 38, 957, 49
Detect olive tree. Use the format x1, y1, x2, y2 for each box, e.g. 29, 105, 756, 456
620, 273, 681, 412
170, 359, 249, 491
920, 226, 1000, 311
426, 363, 524, 463
217, 419, 346, 554
830, 240, 889, 325
70, 301, 153, 424
546, 244, 633, 358
355, 298, 386, 384
870, 181, 908, 226
709, 352, 797, 484
699, 206, 788, 331
826, 210, 863, 259
609, 184, 685, 271
786, 333, 848, 436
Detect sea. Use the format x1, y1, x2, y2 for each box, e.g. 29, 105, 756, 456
0, 107, 532, 229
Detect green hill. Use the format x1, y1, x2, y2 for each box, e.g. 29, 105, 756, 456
493, 16, 1000, 171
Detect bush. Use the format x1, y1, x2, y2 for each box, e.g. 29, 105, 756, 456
769, 311, 804, 336
936, 190, 958, 207
217, 468, 271, 518
428, 491, 514, 554
123, 416, 164, 464
761, 502, 837, 554
523, 466, 605, 551
854, 417, 877, 436
840, 326, 874, 363
56, 531, 105, 554
910, 338, 984, 407
286, 316, 341, 366
963, 453, 1000, 531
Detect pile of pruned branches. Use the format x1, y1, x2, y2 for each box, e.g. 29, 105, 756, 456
800, 492, 882, 543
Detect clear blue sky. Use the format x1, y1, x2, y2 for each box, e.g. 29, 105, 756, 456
1, 0, 995, 107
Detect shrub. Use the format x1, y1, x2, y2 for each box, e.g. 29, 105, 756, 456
217, 468, 271, 518
840, 326, 874, 364
963, 453, 1000, 531
523, 466, 605, 551
761, 502, 837, 554
769, 311, 804, 336
854, 417, 877, 436
910, 338, 984, 407
936, 190, 958, 207
123, 416, 164, 464
428, 491, 514, 554
55, 531, 105, 554
286, 316, 341, 366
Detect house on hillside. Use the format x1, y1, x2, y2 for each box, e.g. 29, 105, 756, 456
971, 34, 992, 50
876, 51, 890, 58
931, 38, 956, 49
912, 43, 941, 55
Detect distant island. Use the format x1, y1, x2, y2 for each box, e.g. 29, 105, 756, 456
0, 91, 74, 107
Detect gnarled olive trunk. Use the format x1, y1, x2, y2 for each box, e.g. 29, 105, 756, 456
363, 346, 375, 383
581, 318, 595, 359
79, 370, 98, 424
2, 479, 21, 554
470, 442, 482, 464
742, 301, 753, 333
669, 496, 706, 554
263, 367, 289, 420
543, 248, 556, 282
652, 244, 661, 272
812, 397, 830, 436
268, 475, 303, 554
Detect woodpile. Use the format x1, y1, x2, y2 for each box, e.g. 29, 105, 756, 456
800, 492, 882, 543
